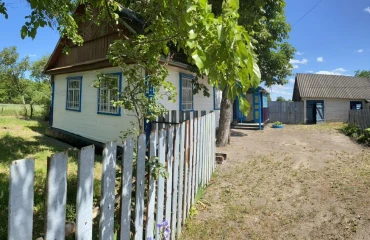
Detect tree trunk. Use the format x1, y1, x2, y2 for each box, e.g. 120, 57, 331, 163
216, 84, 232, 147
21, 95, 28, 118
30, 101, 34, 119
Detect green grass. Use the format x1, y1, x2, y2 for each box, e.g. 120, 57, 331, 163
0, 116, 103, 239
0, 104, 44, 118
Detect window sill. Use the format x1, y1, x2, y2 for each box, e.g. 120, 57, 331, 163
66, 108, 81, 112
97, 112, 121, 116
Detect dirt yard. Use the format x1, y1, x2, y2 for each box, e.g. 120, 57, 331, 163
182, 123, 370, 240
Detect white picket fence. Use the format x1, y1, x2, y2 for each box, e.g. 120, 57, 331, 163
8, 112, 216, 240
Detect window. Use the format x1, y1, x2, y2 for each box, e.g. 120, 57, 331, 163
350, 101, 362, 110
98, 73, 122, 115
180, 73, 194, 111
66, 77, 82, 111
214, 87, 222, 110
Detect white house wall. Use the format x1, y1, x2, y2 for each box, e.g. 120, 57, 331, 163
53, 66, 221, 143
303, 98, 365, 123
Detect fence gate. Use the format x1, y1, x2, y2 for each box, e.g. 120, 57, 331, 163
268, 101, 304, 124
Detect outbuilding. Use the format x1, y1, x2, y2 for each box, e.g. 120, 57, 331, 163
292, 73, 370, 123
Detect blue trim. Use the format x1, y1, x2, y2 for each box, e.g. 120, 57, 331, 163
65, 76, 82, 112
179, 73, 194, 111
97, 72, 122, 116
213, 87, 221, 110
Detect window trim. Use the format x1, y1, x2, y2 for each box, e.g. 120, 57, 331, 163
350, 101, 363, 110
97, 72, 122, 116
213, 87, 221, 110
179, 73, 194, 112
65, 76, 82, 112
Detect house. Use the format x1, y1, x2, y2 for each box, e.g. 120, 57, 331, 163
292, 73, 370, 123
232, 86, 269, 129
45, 6, 221, 144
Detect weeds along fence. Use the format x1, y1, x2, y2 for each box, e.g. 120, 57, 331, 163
8, 111, 216, 240
349, 109, 370, 130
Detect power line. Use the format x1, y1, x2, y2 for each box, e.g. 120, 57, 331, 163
292, 0, 324, 28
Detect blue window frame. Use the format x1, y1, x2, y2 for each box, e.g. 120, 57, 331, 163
66, 76, 82, 112
350, 101, 362, 110
179, 73, 194, 111
97, 72, 122, 116
213, 87, 222, 110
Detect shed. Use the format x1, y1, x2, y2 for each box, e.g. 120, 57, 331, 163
292, 73, 370, 123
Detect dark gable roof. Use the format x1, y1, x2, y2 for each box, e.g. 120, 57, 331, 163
293, 73, 370, 101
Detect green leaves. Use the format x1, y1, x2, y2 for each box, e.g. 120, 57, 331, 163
0, 1, 8, 19
189, 29, 197, 39
191, 50, 205, 70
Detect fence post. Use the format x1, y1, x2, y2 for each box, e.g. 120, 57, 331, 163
177, 122, 185, 236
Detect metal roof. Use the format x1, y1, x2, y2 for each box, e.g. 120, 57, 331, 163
294, 73, 370, 101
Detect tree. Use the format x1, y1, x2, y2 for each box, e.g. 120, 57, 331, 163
1, 0, 261, 138
276, 96, 286, 102
354, 70, 370, 79
266, 92, 272, 102
0, 46, 30, 117
31, 55, 51, 83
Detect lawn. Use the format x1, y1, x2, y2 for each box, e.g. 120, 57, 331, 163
0, 116, 103, 239
0, 103, 44, 118
182, 123, 370, 239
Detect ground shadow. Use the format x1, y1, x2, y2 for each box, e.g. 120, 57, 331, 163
230, 130, 248, 137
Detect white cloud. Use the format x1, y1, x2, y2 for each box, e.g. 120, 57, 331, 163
365, 7, 370, 13
296, 52, 304, 56
288, 78, 295, 84
317, 57, 324, 62
290, 58, 308, 64
316, 68, 347, 75
357, 49, 364, 53
293, 65, 299, 69
268, 85, 293, 97
307, 70, 314, 73
27, 54, 37, 57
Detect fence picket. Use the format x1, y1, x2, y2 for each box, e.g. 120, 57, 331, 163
8, 159, 34, 240
183, 120, 189, 223
177, 122, 185, 236
171, 124, 180, 240
121, 139, 134, 240
191, 118, 198, 205
156, 129, 166, 239
135, 134, 146, 240
146, 132, 157, 240
45, 152, 68, 240
165, 126, 174, 227
99, 142, 117, 240
76, 146, 95, 240
187, 117, 194, 214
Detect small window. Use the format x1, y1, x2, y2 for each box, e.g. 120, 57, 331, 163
66, 77, 82, 111
214, 87, 222, 110
180, 73, 194, 111
350, 101, 362, 110
98, 73, 121, 115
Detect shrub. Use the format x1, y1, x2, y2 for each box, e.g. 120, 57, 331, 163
341, 124, 361, 138
273, 121, 283, 126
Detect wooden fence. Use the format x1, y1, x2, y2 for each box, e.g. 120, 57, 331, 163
349, 109, 370, 130
8, 112, 216, 240
268, 101, 304, 124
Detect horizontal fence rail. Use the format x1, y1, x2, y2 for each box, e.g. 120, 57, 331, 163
349, 109, 370, 130
268, 101, 304, 124
7, 111, 216, 240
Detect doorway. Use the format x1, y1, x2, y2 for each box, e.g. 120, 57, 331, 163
306, 100, 324, 124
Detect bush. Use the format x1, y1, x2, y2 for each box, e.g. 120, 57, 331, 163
273, 121, 283, 126
342, 124, 370, 145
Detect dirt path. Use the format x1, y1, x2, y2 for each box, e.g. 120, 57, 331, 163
182, 123, 370, 240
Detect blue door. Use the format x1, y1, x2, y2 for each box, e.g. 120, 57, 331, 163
253, 90, 261, 123
235, 96, 247, 122
316, 102, 324, 124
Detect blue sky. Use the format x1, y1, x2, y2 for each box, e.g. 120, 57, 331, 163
268, 0, 370, 100
1, 0, 370, 100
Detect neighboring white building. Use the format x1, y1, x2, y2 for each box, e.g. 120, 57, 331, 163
292, 74, 370, 123
45, 6, 221, 144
